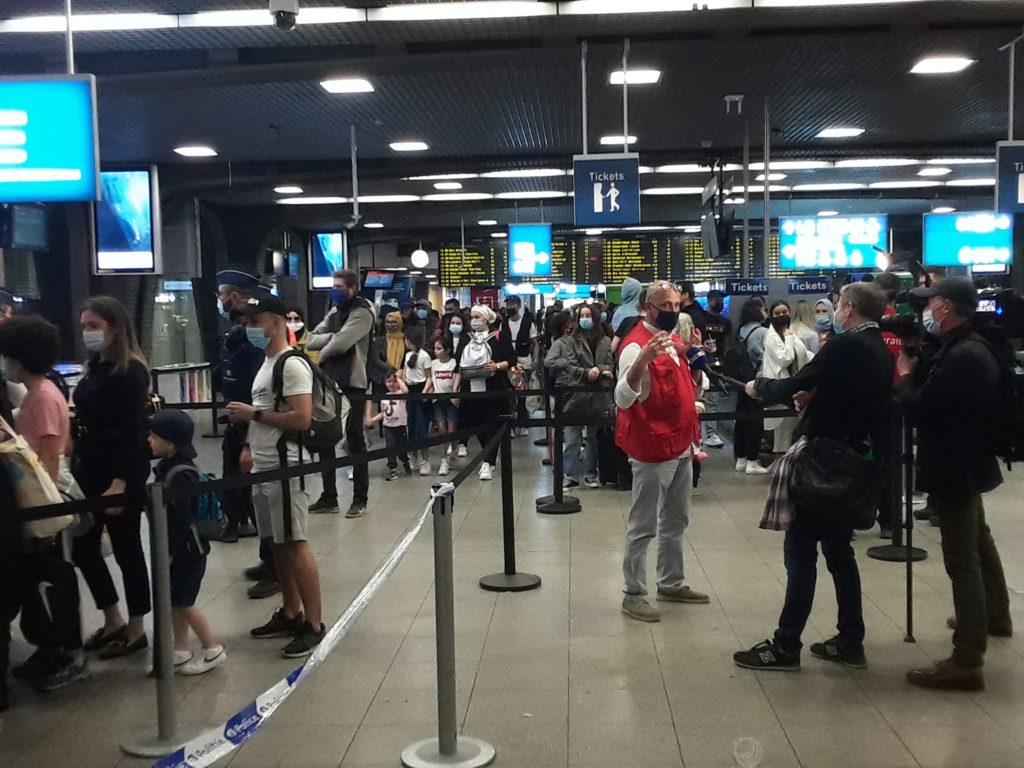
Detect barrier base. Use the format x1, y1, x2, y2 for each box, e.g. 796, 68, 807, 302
535, 494, 581, 515
120, 727, 197, 758
402, 736, 496, 768
479, 571, 542, 592
867, 544, 928, 563
533, 437, 549, 447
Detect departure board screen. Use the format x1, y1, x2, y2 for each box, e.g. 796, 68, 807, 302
439, 245, 501, 287
599, 237, 673, 284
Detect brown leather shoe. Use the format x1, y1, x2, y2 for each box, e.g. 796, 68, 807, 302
945, 616, 1013, 637
907, 658, 984, 691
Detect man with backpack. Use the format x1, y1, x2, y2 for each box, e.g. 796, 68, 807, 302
226, 294, 325, 658
897, 277, 1011, 691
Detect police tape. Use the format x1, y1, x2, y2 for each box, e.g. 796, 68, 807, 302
152, 486, 452, 768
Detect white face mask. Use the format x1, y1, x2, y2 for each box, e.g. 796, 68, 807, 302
471, 318, 487, 332
287, 321, 304, 333
83, 329, 106, 352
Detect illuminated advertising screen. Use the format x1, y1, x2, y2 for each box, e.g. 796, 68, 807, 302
0, 76, 100, 203
779, 215, 888, 270
309, 232, 347, 289
508, 223, 553, 278
95, 168, 160, 273
923, 211, 1014, 268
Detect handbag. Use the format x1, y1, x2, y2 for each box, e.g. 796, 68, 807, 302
787, 435, 881, 530
0, 416, 74, 538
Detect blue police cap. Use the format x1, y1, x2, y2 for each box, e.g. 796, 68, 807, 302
216, 264, 262, 291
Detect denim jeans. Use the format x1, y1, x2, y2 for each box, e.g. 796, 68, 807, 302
564, 425, 598, 482
774, 513, 864, 655
623, 455, 692, 598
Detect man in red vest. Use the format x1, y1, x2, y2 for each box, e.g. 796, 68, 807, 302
615, 281, 708, 622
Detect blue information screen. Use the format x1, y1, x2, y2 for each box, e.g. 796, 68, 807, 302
779, 215, 888, 270
508, 223, 553, 278
0, 77, 99, 203
96, 169, 155, 272
310, 232, 347, 289
923, 211, 1014, 268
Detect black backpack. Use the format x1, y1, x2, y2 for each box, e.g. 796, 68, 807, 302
721, 327, 758, 383
271, 349, 348, 455
979, 330, 1024, 470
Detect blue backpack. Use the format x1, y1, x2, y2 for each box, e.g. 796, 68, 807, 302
165, 466, 227, 541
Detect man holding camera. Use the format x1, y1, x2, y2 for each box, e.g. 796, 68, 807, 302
898, 277, 1011, 692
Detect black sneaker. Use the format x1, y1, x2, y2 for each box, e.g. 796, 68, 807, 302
309, 494, 339, 513
12, 649, 59, 680
251, 609, 305, 639
216, 525, 240, 543
247, 578, 282, 600
281, 622, 327, 659
345, 501, 367, 519
809, 637, 867, 669
403, 463, 413, 476
733, 639, 800, 671
243, 564, 266, 582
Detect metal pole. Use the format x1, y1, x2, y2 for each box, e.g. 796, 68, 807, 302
890, 400, 904, 547
64, 0, 75, 75
1011, 39, 1017, 141
762, 99, 771, 266
903, 405, 917, 643
536, 389, 581, 514
581, 41, 589, 155
742, 116, 751, 277
621, 38, 630, 154
351, 126, 361, 224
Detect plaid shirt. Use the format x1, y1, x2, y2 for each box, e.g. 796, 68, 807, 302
759, 436, 808, 532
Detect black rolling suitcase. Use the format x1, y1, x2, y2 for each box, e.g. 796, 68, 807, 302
596, 425, 632, 490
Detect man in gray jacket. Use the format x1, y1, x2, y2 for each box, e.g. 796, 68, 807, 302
306, 269, 375, 518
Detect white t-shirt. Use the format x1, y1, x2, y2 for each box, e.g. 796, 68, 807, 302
430, 358, 458, 394
249, 350, 314, 471
404, 349, 431, 385
380, 397, 408, 428
507, 315, 537, 369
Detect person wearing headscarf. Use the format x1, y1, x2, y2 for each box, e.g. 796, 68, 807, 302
611, 277, 644, 333
814, 298, 836, 350
384, 311, 406, 373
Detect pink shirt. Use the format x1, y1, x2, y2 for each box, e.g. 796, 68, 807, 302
15, 378, 71, 456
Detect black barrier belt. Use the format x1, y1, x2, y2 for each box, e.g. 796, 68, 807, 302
447, 422, 508, 489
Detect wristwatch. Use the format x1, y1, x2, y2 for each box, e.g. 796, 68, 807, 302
253, 410, 264, 423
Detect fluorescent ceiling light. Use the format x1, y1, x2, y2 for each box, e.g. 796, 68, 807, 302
609, 69, 662, 85
681, 225, 701, 233
364, 222, 384, 229
638, 166, 655, 174
320, 78, 374, 94
792, 183, 867, 192
600, 135, 638, 146
406, 173, 479, 181
945, 178, 996, 187
178, 10, 271, 27
386, 267, 408, 271
274, 185, 303, 194
655, 164, 710, 174
390, 141, 429, 152
562, 0, 746, 15
817, 210, 840, 217
423, 193, 495, 202
480, 168, 565, 178
932, 206, 956, 214
835, 158, 918, 168
815, 127, 865, 139
478, 219, 498, 226
174, 145, 217, 157
621, 225, 670, 231
724, 197, 746, 205
868, 180, 942, 189
911, 56, 975, 75
756, 173, 787, 181
410, 271, 423, 275
0, 13, 178, 32
494, 191, 568, 200
433, 182, 463, 190
425, 274, 437, 279
492, 232, 508, 238
299, 8, 368, 23
585, 229, 604, 235
918, 167, 952, 177
277, 196, 348, 205
750, 160, 832, 171
927, 157, 994, 165
369, 1, 555, 21
730, 185, 791, 193
758, 0, 932, 5
357, 194, 422, 203
641, 187, 703, 196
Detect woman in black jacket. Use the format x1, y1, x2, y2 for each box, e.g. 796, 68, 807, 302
455, 304, 516, 481
71, 296, 152, 660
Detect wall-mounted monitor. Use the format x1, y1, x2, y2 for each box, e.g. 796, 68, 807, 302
309, 231, 347, 289
95, 167, 161, 273
923, 211, 1014, 268
508, 223, 553, 278
0, 203, 47, 250
0, 75, 100, 203
779, 214, 888, 270
364, 269, 396, 290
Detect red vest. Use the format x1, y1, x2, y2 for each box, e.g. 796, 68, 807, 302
615, 322, 698, 463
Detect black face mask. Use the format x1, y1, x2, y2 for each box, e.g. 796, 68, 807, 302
654, 308, 680, 332
709, 302, 724, 315
771, 315, 791, 333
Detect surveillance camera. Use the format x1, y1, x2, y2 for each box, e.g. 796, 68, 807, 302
269, 0, 299, 30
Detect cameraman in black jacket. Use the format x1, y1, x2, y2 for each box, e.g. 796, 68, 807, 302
898, 277, 1010, 692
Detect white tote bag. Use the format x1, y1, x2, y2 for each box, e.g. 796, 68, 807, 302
0, 415, 74, 538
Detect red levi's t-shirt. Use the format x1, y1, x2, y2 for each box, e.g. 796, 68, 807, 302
881, 306, 903, 388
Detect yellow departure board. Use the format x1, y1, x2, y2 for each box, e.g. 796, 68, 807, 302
439, 245, 501, 287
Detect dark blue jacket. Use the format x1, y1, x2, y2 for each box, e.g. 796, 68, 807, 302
214, 324, 264, 404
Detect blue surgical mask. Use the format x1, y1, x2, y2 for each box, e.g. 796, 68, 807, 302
833, 315, 845, 335
600, 311, 608, 323
330, 288, 349, 307
246, 327, 270, 350
449, 324, 462, 335
83, 329, 106, 352
217, 298, 229, 318
579, 317, 594, 331
922, 308, 941, 336
416, 308, 428, 320
814, 315, 832, 332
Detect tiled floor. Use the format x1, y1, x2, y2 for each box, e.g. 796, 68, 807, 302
3, 422, 1024, 768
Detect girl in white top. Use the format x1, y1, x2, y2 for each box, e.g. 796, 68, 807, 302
425, 337, 460, 476
761, 300, 812, 455
403, 334, 433, 474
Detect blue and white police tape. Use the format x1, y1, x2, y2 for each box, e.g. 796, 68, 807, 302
152, 485, 454, 768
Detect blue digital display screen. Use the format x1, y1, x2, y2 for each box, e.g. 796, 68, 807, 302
779, 215, 888, 270
923, 211, 1014, 268
508, 224, 553, 278
310, 232, 346, 289
0, 76, 99, 203
96, 169, 156, 272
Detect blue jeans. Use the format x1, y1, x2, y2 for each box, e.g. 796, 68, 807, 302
406, 383, 429, 453
564, 425, 598, 482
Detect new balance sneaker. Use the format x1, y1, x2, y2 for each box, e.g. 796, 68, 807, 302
37, 658, 90, 691
251, 609, 305, 639
281, 623, 327, 659
478, 462, 493, 481
734, 458, 748, 473
457, 444, 468, 458
346, 501, 368, 519
809, 637, 867, 669
621, 597, 660, 623
583, 476, 601, 489
705, 434, 725, 448
419, 460, 432, 476
385, 469, 399, 481
733, 640, 801, 671
438, 459, 450, 476
745, 463, 770, 476
180, 645, 227, 676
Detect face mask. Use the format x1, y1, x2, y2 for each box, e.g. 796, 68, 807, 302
0, 358, 16, 383
579, 317, 594, 331
416, 308, 428, 320
245, 327, 270, 350
709, 303, 724, 315
600, 311, 609, 323
83, 329, 106, 352
654, 308, 679, 332
217, 298, 230, 318
471, 319, 487, 332
449, 324, 462, 335
833, 309, 847, 335
814, 315, 832, 331
506, 306, 519, 318
287, 321, 304, 333
330, 288, 349, 307
922, 308, 942, 336
771, 315, 791, 333
385, 323, 400, 333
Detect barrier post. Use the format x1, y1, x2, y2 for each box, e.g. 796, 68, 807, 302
121, 483, 198, 757
534, 364, 549, 447
902, 404, 918, 643
535, 389, 582, 515
402, 485, 495, 768
480, 419, 542, 592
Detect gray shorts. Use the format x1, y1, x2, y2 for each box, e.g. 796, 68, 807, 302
252, 478, 309, 544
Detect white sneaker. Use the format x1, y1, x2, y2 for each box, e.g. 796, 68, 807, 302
478, 462, 493, 481
704, 434, 724, 448
179, 645, 227, 676
174, 649, 193, 667
735, 459, 748, 472
438, 459, 449, 476
419, 460, 431, 476
583, 477, 601, 489
457, 445, 468, 458
745, 462, 770, 476
347, 467, 354, 481
518, 427, 530, 437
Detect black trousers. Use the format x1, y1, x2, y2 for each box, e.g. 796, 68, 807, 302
71, 506, 151, 617
459, 393, 508, 465
221, 421, 255, 528
733, 393, 764, 462
384, 425, 410, 469
343, 388, 369, 504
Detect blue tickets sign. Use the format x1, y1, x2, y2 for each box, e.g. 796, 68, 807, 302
508, 223, 552, 278
573, 153, 640, 227
788, 276, 832, 295
995, 141, 1024, 214
726, 279, 768, 296
0, 76, 100, 203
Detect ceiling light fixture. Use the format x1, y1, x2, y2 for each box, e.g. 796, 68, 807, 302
405, 173, 479, 181
364, 222, 384, 228
927, 157, 994, 165
480, 168, 566, 178
730, 184, 791, 193
368, 1, 556, 22
494, 191, 568, 200
600, 135, 638, 146
609, 69, 662, 85
422, 193, 495, 202
834, 158, 918, 168
932, 206, 956, 214
319, 78, 374, 94
867, 180, 942, 189
817, 209, 840, 217
944, 178, 996, 187
274, 185, 303, 194
276, 196, 348, 205
411, 248, 430, 268
792, 183, 867, 192
585, 229, 604, 235
356, 194, 422, 203
478, 219, 498, 226
433, 182, 463, 190
918, 167, 952, 177
641, 187, 704, 196
815, 127, 865, 139
174, 145, 218, 157
390, 141, 429, 152
655, 164, 711, 174
911, 56, 975, 75
491, 232, 508, 238
749, 160, 832, 171
756, 173, 787, 181
177, 10, 273, 27
562, 0, 745, 15
0, 13, 177, 32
